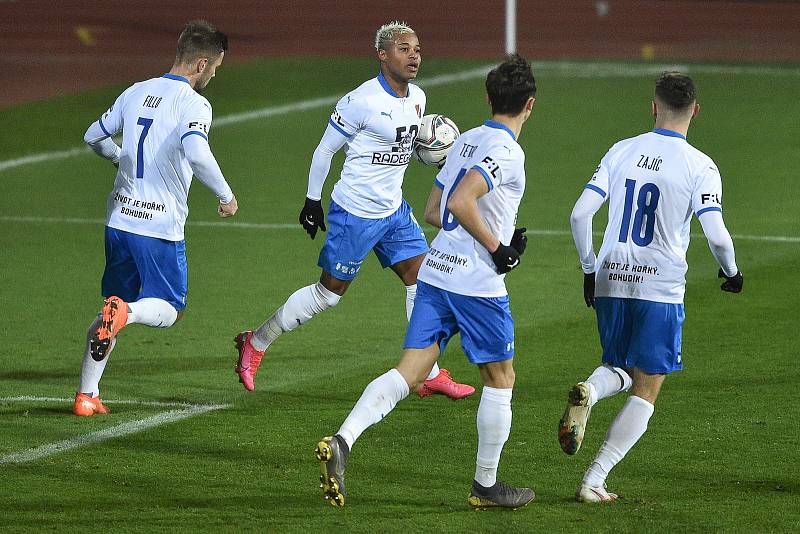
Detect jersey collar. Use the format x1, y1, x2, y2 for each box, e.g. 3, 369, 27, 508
652, 128, 686, 140
377, 71, 408, 98
484, 120, 517, 141
162, 73, 191, 85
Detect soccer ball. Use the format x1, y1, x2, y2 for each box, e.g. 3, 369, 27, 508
414, 114, 460, 167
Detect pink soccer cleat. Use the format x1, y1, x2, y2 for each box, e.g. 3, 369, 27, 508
234, 331, 265, 391
417, 368, 475, 400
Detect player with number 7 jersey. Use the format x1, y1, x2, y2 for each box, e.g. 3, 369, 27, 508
72, 21, 237, 417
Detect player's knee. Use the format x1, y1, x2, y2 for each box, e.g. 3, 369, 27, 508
480, 362, 515, 389
313, 282, 341, 310
610, 365, 633, 391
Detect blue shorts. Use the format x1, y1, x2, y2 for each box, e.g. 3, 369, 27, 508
404, 280, 515, 365
318, 199, 429, 281
101, 226, 188, 311
595, 297, 684, 374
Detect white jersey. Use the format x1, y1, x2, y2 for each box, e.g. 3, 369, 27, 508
589, 129, 725, 303
99, 74, 215, 241
419, 121, 526, 297
328, 72, 426, 218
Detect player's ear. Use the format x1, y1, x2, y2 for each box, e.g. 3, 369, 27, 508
197, 58, 208, 74
692, 103, 700, 118
651, 100, 657, 118
377, 48, 387, 62
526, 97, 535, 111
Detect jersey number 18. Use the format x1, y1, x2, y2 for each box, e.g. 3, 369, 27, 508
618, 179, 661, 246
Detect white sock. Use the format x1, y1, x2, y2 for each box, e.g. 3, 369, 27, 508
583, 395, 654, 487
585, 365, 632, 406
127, 298, 178, 328
405, 283, 417, 322
252, 282, 340, 352
78, 316, 116, 397
337, 368, 409, 449
475, 386, 513, 487
426, 361, 440, 381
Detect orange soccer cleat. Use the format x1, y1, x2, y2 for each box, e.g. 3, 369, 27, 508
234, 331, 265, 391
73, 392, 110, 416
417, 368, 475, 400
90, 296, 129, 361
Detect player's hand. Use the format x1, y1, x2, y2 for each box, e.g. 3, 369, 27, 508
511, 227, 527, 255
718, 268, 743, 293
299, 197, 326, 239
218, 196, 238, 218
584, 272, 596, 308
490, 243, 521, 274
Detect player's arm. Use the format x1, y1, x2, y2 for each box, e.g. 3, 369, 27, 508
570, 188, 606, 307
424, 182, 444, 229
571, 160, 610, 307
447, 170, 519, 273
698, 211, 742, 292
84, 120, 121, 167
182, 134, 237, 218
300, 123, 349, 238
693, 165, 742, 292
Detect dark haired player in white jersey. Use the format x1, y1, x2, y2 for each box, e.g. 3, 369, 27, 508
560, 72, 743, 502
315, 55, 537, 509
233, 21, 473, 399
73, 20, 238, 416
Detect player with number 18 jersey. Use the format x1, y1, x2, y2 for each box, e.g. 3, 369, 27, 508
587, 129, 726, 303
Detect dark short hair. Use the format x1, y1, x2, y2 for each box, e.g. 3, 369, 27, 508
655, 72, 697, 111
485, 54, 536, 115
176, 20, 228, 64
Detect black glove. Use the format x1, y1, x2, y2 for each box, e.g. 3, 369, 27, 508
510, 227, 527, 255
718, 268, 743, 293
299, 197, 326, 239
490, 243, 521, 274
583, 272, 596, 308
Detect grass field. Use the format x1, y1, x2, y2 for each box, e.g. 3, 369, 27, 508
1, 57, 798, 532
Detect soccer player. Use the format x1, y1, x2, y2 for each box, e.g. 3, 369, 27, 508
315, 55, 537, 509
560, 72, 743, 502
233, 21, 473, 399
73, 21, 238, 416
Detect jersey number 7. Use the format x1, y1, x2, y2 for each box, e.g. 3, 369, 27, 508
136, 117, 154, 179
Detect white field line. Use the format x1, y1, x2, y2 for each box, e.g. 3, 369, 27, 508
0, 396, 230, 465
1, 215, 797, 243
2, 60, 799, 174
0, 65, 494, 174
